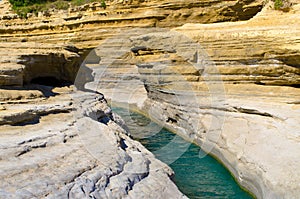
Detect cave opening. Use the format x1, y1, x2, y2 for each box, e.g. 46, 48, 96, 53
30, 76, 72, 87
290, 84, 300, 88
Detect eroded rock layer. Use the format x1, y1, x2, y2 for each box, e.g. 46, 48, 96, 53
0, 0, 300, 198
86, 4, 300, 198
0, 84, 187, 198
0, 0, 266, 86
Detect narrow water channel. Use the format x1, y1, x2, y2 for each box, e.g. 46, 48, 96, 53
112, 107, 253, 199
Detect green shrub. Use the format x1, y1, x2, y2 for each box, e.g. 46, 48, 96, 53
274, 0, 283, 9
9, 0, 106, 18
73, 0, 85, 6
101, 0, 106, 9
9, 0, 47, 7
273, 0, 291, 11
50, 1, 69, 10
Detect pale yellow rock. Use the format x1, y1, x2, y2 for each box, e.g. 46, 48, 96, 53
89, 7, 300, 197
0, 0, 299, 198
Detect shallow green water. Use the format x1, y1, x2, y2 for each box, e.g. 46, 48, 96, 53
112, 107, 253, 199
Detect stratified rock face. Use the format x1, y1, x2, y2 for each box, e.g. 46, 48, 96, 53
0, 0, 264, 24
0, 0, 265, 50
174, 2, 300, 87
0, 85, 187, 198
86, 4, 300, 198
0, 42, 85, 86
0, 0, 265, 87
0, 26, 188, 197
0, 0, 299, 199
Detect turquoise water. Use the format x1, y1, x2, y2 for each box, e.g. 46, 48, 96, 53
112, 107, 253, 199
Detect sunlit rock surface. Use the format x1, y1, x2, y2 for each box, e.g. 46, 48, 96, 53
88, 4, 300, 198
0, 85, 187, 198
0, 0, 299, 198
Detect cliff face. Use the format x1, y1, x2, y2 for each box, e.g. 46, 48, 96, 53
0, 0, 300, 198
0, 0, 265, 86
0, 42, 85, 86
175, 2, 300, 87
84, 3, 300, 198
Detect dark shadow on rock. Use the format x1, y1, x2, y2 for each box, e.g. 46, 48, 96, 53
98, 115, 111, 125
11, 116, 40, 126
74, 49, 102, 93
30, 76, 72, 88
0, 84, 58, 98
74, 62, 95, 92
119, 138, 128, 150
85, 49, 101, 64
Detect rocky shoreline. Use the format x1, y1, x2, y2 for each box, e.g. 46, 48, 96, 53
0, 84, 188, 198
89, 4, 300, 198
0, 0, 299, 198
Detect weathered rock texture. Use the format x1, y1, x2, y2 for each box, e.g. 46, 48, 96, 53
0, 42, 85, 86
0, 1, 217, 197
0, 0, 266, 86
175, 2, 300, 87
0, 84, 187, 198
83, 3, 300, 199
0, 0, 299, 198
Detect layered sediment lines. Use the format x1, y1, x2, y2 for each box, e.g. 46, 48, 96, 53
175, 3, 300, 87
0, 0, 300, 198
88, 4, 300, 198
0, 85, 187, 198
0, 0, 265, 86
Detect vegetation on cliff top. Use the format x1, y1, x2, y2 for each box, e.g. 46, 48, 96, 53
9, 0, 292, 19
272, 0, 292, 11
9, 0, 106, 18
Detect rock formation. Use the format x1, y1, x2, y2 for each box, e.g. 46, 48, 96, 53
84, 2, 300, 199
0, 0, 267, 87
0, 0, 299, 198
0, 79, 187, 198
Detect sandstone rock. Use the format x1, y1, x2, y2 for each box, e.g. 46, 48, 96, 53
174, 11, 300, 87
0, 42, 84, 86
0, 63, 24, 86
87, 14, 300, 198
0, 84, 187, 198
0, 0, 299, 198
0, 0, 14, 18
0, 0, 265, 51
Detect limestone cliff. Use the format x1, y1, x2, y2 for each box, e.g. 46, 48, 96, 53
82, 2, 300, 199
0, 0, 265, 86
0, 0, 299, 198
